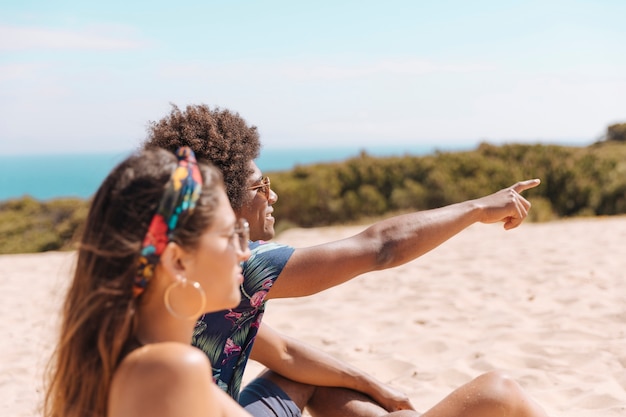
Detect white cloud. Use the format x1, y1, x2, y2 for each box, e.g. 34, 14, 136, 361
0, 62, 44, 81
156, 58, 496, 83
279, 59, 497, 80
0, 25, 144, 51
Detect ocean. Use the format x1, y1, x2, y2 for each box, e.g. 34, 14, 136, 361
0, 144, 471, 202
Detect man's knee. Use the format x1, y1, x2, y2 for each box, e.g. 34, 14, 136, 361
307, 386, 389, 417
471, 371, 530, 412
257, 370, 316, 410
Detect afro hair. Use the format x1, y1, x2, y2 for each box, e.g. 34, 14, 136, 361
144, 103, 261, 209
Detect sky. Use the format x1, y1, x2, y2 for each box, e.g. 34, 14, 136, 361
1, 0, 625, 155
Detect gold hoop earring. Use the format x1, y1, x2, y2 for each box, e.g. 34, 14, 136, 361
164, 275, 206, 320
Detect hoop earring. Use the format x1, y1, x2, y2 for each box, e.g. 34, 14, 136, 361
164, 275, 207, 321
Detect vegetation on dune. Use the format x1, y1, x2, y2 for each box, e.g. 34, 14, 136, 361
1, 126, 625, 254
606, 122, 626, 143
268, 139, 626, 232
0, 197, 88, 254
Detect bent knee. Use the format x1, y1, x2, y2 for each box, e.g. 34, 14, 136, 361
472, 371, 530, 413
475, 370, 524, 395
257, 370, 315, 409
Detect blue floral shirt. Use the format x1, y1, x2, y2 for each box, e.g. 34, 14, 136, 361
192, 240, 295, 400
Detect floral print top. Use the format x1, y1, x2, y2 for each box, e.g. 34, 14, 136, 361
192, 240, 295, 399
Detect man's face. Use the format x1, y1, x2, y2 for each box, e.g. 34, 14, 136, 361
236, 160, 278, 242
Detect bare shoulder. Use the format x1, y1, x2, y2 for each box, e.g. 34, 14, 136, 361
109, 343, 215, 417
115, 342, 211, 384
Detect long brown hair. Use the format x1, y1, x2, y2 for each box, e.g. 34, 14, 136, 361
44, 148, 223, 417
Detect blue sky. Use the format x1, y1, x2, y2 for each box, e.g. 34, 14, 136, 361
1, 0, 625, 154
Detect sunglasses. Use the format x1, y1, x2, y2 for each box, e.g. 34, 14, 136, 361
247, 176, 271, 200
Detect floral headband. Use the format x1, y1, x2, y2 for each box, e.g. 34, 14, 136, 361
133, 147, 203, 297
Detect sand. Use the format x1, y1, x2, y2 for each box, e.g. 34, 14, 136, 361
1, 216, 625, 416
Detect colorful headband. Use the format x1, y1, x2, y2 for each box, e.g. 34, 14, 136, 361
134, 147, 203, 297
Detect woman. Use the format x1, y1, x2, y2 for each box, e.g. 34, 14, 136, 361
44, 147, 253, 417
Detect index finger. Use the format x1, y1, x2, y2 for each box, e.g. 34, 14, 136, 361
511, 178, 541, 194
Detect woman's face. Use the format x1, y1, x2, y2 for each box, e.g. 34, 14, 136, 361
185, 187, 250, 313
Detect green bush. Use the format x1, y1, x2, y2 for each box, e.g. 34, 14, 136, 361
0, 197, 88, 254
271, 141, 626, 230
607, 123, 626, 142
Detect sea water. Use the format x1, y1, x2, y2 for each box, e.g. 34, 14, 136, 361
0, 144, 470, 201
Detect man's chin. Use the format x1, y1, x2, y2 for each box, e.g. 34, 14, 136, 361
250, 228, 275, 242
263, 229, 276, 241
262, 218, 276, 241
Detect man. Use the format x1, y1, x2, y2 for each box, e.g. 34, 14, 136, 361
144, 104, 548, 417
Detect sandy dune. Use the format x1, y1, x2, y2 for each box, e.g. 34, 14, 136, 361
1, 216, 625, 416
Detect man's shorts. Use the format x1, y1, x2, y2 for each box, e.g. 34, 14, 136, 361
239, 377, 302, 417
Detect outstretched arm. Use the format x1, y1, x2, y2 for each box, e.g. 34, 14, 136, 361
249, 324, 416, 413
267, 179, 540, 299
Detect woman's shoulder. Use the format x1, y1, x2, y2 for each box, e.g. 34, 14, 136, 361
117, 342, 210, 379
109, 343, 214, 416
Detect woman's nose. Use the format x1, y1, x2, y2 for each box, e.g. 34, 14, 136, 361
238, 244, 251, 262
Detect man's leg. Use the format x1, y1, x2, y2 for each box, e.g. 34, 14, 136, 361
419, 371, 548, 417
306, 385, 412, 417
252, 370, 420, 417
239, 370, 307, 417
243, 370, 546, 417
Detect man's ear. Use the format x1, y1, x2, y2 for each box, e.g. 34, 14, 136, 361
159, 242, 187, 279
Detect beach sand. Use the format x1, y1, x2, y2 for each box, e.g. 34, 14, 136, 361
1, 216, 625, 416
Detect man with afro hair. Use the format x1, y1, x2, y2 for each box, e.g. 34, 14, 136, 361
144, 104, 548, 417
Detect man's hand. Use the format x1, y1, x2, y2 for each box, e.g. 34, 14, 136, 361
367, 381, 416, 412
475, 179, 541, 230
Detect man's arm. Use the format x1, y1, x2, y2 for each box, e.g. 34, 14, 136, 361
249, 324, 416, 412
267, 179, 539, 299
